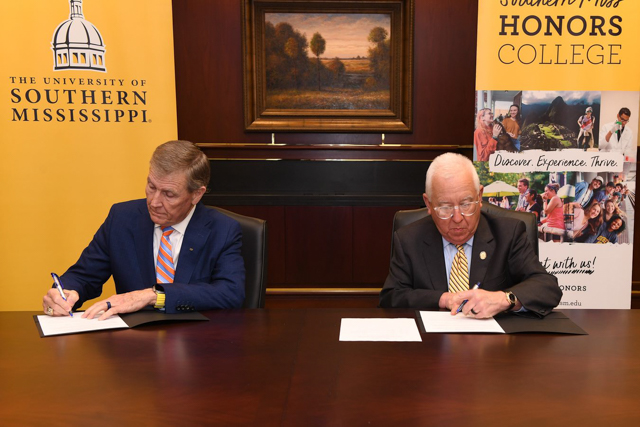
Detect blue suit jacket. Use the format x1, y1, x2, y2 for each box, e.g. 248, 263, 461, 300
61, 200, 245, 313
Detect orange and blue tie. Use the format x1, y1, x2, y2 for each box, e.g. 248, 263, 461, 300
156, 227, 175, 283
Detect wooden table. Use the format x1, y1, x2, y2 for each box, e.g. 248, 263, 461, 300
1, 309, 638, 425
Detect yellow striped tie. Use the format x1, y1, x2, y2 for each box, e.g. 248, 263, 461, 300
449, 244, 469, 293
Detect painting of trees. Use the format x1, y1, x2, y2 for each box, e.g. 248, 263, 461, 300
367, 27, 390, 89
310, 32, 326, 91
243, 2, 414, 131
325, 57, 346, 87
285, 37, 302, 89
263, 14, 391, 109
265, 21, 309, 91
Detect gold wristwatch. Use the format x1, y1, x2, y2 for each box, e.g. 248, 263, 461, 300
153, 284, 166, 309
504, 291, 517, 311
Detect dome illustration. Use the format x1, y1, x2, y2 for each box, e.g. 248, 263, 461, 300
51, 0, 106, 72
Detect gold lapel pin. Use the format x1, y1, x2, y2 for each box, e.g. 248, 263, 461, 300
480, 251, 487, 260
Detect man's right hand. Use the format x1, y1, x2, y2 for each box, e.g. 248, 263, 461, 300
439, 292, 454, 310
42, 288, 79, 316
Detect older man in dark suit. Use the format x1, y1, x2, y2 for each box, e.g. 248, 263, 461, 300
380, 153, 561, 318
43, 140, 245, 319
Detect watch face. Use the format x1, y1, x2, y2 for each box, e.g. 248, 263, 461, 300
507, 292, 517, 303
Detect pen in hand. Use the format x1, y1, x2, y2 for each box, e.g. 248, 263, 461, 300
456, 282, 481, 314
51, 272, 73, 317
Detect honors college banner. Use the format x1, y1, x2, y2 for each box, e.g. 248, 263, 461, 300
0, 0, 177, 310
474, 0, 640, 308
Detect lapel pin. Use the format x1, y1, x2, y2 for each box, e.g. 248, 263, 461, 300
189, 248, 194, 251
479, 251, 487, 260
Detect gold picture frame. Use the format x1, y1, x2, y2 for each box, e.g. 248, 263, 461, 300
242, 0, 414, 132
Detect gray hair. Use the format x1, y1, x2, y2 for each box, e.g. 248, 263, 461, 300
425, 153, 480, 198
150, 140, 210, 192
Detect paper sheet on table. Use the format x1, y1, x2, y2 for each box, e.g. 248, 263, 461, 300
339, 318, 422, 342
36, 313, 129, 337
419, 311, 505, 333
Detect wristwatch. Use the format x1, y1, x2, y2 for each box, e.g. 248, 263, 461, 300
504, 291, 517, 311
153, 284, 166, 309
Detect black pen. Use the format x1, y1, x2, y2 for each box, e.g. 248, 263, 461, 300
456, 282, 481, 313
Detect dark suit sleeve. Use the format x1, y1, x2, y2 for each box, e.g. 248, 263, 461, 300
379, 231, 444, 309
60, 206, 116, 309
504, 221, 562, 317
163, 220, 245, 312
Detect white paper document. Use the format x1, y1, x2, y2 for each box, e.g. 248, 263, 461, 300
419, 311, 505, 333
36, 313, 129, 337
339, 318, 422, 342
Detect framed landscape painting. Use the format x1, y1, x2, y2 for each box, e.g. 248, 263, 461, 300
242, 0, 414, 132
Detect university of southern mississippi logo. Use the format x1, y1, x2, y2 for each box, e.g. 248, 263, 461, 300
51, 0, 106, 72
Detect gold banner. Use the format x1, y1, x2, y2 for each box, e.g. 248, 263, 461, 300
477, 0, 640, 90
0, 0, 177, 310
475, 1, 639, 309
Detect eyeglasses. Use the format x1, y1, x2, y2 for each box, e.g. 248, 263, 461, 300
432, 201, 479, 220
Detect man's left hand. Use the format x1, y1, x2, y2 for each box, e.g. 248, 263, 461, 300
449, 289, 511, 318
82, 289, 157, 321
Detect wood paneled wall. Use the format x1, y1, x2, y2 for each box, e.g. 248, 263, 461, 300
172, 0, 479, 146
222, 205, 414, 287
172, 0, 640, 303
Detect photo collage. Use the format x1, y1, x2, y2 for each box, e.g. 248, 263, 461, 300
474, 90, 638, 246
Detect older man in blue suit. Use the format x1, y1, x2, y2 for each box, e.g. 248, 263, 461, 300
43, 140, 245, 320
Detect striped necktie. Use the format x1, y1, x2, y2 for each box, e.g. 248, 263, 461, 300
449, 244, 469, 293
156, 226, 175, 283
